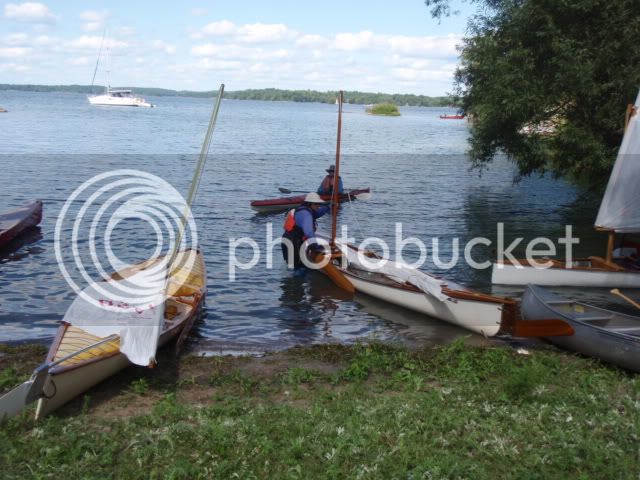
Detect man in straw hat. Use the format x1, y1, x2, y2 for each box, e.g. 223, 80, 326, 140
282, 193, 330, 268
317, 164, 344, 196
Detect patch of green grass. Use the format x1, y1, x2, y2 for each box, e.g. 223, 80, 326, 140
0, 343, 638, 479
366, 103, 401, 116
0, 368, 21, 390
130, 378, 149, 396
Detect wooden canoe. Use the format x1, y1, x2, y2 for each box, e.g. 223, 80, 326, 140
315, 238, 571, 338
0, 200, 43, 249
250, 188, 370, 214
521, 285, 640, 371
492, 257, 640, 288
33, 248, 206, 418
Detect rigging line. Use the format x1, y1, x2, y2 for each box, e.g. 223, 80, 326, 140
90, 29, 106, 94
345, 190, 367, 241
168, 83, 225, 271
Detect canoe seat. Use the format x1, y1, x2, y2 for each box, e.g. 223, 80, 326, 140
576, 315, 614, 322
607, 327, 640, 333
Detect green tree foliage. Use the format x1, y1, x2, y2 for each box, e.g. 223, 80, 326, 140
426, 0, 640, 189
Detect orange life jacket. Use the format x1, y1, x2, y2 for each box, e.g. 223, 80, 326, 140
283, 205, 314, 240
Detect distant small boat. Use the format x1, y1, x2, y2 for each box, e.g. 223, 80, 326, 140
0, 106, 7, 113
0, 200, 43, 249
439, 114, 465, 120
521, 285, 640, 371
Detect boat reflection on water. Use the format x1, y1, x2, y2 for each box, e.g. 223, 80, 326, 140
0, 227, 44, 263
278, 271, 351, 341
352, 292, 495, 347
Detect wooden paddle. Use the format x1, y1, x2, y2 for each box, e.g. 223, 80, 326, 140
278, 187, 372, 201
310, 251, 355, 293
611, 288, 640, 310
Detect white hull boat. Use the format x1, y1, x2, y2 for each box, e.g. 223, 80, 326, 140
0, 249, 206, 420
491, 90, 640, 288
88, 89, 154, 107
492, 258, 640, 287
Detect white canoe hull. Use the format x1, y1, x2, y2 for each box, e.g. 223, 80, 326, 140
88, 95, 153, 108
342, 270, 503, 336
35, 326, 180, 418
492, 262, 640, 287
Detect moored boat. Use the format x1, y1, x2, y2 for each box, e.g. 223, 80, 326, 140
439, 114, 465, 119
0, 200, 43, 249
88, 88, 154, 108
521, 284, 640, 371
250, 188, 370, 214
0, 248, 206, 419
304, 92, 572, 338
492, 90, 640, 287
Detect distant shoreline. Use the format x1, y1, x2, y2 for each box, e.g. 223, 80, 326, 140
0, 84, 457, 107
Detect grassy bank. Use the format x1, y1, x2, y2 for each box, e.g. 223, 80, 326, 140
1, 341, 638, 478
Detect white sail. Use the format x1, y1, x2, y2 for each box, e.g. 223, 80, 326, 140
62, 271, 165, 366
595, 90, 640, 233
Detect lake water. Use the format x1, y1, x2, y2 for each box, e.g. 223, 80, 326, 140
0, 90, 626, 353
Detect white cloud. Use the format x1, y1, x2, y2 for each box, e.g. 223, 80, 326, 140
2, 33, 29, 46
33, 34, 55, 46
67, 35, 127, 50
194, 20, 237, 39
192, 20, 296, 44
80, 10, 109, 32
236, 23, 294, 44
0, 61, 29, 72
295, 34, 327, 49
67, 57, 90, 65
4, 2, 56, 23
334, 31, 375, 51
191, 43, 289, 61
0, 46, 32, 58
152, 40, 176, 55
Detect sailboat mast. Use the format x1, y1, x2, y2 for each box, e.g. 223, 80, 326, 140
331, 90, 344, 246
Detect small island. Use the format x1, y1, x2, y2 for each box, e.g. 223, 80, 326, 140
366, 103, 401, 116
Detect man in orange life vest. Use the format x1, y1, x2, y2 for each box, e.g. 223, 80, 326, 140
282, 193, 331, 268
317, 164, 344, 196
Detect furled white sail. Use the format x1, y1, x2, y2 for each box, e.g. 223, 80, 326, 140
335, 239, 450, 302
62, 271, 166, 366
595, 90, 640, 233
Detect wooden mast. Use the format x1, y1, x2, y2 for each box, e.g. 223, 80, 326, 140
331, 90, 343, 247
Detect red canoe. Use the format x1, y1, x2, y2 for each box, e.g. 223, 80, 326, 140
0, 200, 43, 249
250, 188, 370, 214
439, 114, 465, 120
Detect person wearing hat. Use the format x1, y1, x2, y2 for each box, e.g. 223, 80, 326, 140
282, 193, 330, 268
317, 165, 344, 196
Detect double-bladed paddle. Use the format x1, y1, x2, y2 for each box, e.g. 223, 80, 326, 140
277, 187, 372, 201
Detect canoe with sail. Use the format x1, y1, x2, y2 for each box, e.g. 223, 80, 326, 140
309, 91, 573, 338
0, 85, 225, 420
492, 90, 640, 287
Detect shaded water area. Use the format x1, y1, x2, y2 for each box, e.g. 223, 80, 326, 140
0, 91, 632, 353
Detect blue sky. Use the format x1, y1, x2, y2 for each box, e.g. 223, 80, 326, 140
0, 1, 475, 95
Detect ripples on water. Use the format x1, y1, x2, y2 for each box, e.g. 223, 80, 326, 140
1, 91, 626, 351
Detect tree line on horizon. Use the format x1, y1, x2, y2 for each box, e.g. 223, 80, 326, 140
0, 84, 455, 107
